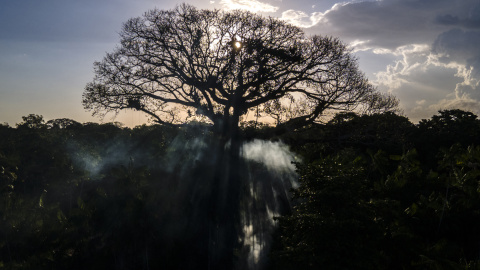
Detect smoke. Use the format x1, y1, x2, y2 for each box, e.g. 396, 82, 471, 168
241, 139, 299, 178
163, 134, 212, 175
240, 139, 299, 269
67, 136, 133, 178
65, 126, 299, 269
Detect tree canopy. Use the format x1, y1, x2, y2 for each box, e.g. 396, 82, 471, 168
83, 4, 398, 134
4, 110, 480, 269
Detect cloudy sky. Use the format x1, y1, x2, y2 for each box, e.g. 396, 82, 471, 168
1, 0, 479, 126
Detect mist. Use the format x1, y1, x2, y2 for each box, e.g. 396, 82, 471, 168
64, 124, 298, 269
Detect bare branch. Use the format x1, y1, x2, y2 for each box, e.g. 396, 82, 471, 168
83, 4, 398, 131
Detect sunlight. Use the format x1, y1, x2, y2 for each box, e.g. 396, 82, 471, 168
234, 41, 242, 49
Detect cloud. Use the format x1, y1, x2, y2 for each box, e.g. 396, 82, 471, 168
220, 0, 279, 13
435, 1, 480, 29
278, 0, 475, 50
279, 0, 480, 122
304, 0, 458, 49
427, 97, 480, 118
281, 9, 322, 28
433, 29, 480, 75
416, 99, 426, 105
408, 96, 480, 122
371, 41, 480, 122
374, 44, 435, 89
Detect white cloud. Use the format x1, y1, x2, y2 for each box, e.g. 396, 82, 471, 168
371, 42, 480, 121
416, 100, 426, 105
222, 0, 480, 121
305, 0, 452, 49
427, 97, 480, 118
220, 0, 279, 13
349, 40, 372, 52
374, 44, 432, 89
290, 0, 480, 121
281, 9, 323, 28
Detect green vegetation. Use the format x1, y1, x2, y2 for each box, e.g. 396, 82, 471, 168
2, 109, 480, 269
270, 109, 480, 270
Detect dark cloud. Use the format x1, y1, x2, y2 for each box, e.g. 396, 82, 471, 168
298, 0, 480, 122
435, 14, 460, 26
433, 28, 480, 69
306, 0, 480, 50
435, 1, 480, 29
307, 0, 455, 49
422, 28, 480, 116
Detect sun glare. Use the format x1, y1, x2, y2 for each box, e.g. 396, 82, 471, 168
234, 41, 242, 49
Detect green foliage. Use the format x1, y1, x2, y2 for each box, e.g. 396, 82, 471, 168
271, 110, 480, 270
4, 109, 480, 269
271, 152, 384, 270
0, 117, 184, 269
415, 109, 480, 168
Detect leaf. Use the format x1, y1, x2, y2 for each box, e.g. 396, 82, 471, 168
39, 192, 46, 208
77, 196, 85, 210
389, 155, 402, 161
405, 203, 418, 216
57, 209, 67, 223
96, 187, 107, 197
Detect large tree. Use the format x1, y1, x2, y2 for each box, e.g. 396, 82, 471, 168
83, 4, 397, 139
82, 5, 398, 268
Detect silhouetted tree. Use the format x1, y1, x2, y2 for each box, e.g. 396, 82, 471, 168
46, 118, 82, 130
417, 109, 480, 148
414, 109, 480, 169
17, 114, 47, 129
82, 6, 398, 268
83, 4, 398, 142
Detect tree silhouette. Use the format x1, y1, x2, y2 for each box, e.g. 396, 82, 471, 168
83, 4, 398, 140
82, 4, 399, 268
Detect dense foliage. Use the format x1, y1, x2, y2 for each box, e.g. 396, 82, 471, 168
270, 110, 480, 270
2, 109, 480, 269
0, 115, 218, 269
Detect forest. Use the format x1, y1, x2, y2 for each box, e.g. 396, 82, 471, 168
2, 109, 480, 269
2, 4, 480, 270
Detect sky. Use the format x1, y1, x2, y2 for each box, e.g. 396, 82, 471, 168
1, 0, 479, 126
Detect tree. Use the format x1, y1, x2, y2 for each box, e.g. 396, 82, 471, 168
83, 4, 398, 141
270, 152, 387, 270
17, 114, 46, 129
414, 109, 480, 169
417, 109, 480, 147
46, 118, 82, 130
82, 5, 398, 268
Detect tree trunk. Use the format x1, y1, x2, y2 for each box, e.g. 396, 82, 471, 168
208, 112, 242, 270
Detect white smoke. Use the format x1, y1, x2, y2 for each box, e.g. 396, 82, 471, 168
241, 139, 299, 176
68, 138, 132, 178
240, 139, 300, 268
67, 132, 300, 269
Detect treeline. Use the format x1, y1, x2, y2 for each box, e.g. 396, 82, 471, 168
270, 110, 480, 270
2, 110, 480, 269
0, 115, 220, 269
